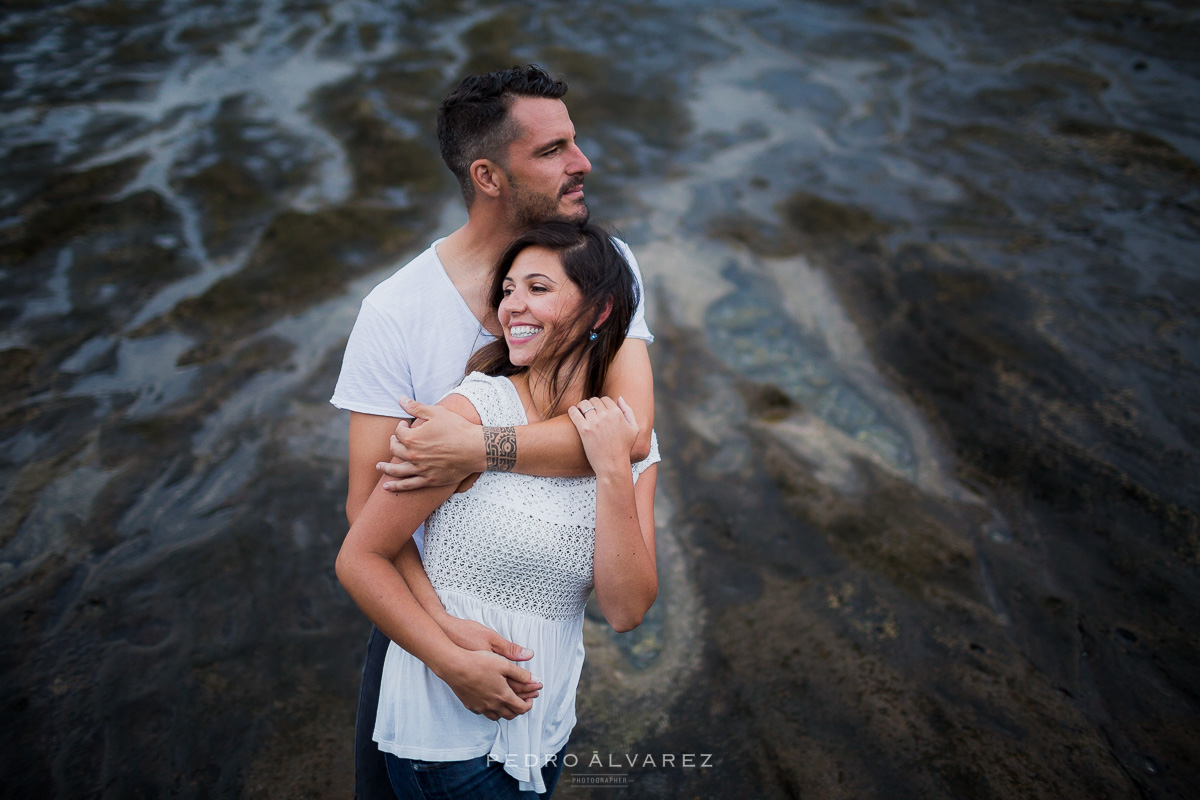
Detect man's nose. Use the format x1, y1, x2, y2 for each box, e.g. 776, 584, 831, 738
568, 143, 591, 175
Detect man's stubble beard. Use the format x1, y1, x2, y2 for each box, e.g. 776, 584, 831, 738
508, 176, 589, 229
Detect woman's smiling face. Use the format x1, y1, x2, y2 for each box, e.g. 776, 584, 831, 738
498, 245, 584, 368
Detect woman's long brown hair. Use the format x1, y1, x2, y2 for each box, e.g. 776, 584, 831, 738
465, 222, 638, 418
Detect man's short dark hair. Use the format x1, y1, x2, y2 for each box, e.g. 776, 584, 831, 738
437, 65, 568, 205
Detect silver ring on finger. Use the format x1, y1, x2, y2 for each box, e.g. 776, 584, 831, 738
581, 405, 596, 415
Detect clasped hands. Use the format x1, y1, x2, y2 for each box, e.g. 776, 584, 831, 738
437, 615, 542, 721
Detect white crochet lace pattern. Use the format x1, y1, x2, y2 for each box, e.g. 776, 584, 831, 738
423, 373, 660, 620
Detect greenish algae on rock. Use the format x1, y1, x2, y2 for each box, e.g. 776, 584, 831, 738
143, 206, 422, 365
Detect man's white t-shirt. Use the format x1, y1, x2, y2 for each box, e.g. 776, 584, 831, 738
330, 237, 653, 547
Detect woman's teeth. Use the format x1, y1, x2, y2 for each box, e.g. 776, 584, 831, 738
510, 325, 542, 338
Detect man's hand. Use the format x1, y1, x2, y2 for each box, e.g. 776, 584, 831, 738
437, 649, 540, 721
440, 616, 542, 701
378, 397, 485, 491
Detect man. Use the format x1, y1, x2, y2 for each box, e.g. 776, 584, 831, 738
330, 65, 655, 798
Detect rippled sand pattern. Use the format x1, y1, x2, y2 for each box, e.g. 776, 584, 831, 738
2, 0, 1198, 797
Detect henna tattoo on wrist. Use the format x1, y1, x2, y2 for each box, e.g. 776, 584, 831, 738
483, 426, 517, 472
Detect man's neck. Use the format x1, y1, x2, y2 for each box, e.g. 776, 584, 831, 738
436, 213, 523, 332
438, 211, 523, 281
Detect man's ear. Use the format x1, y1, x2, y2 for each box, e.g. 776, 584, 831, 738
471, 159, 504, 199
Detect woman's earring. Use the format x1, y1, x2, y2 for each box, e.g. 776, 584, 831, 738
589, 330, 598, 341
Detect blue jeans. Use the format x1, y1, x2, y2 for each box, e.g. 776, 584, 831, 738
356, 626, 421, 799
384, 744, 568, 799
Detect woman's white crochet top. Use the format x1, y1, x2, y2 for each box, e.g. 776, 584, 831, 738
373, 373, 660, 792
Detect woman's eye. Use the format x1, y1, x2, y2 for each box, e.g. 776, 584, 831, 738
501, 288, 513, 297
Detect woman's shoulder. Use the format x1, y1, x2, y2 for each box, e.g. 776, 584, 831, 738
439, 373, 524, 427
437, 389, 483, 425
456, 371, 514, 401
460, 370, 505, 387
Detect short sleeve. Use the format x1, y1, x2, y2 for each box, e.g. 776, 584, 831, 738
330, 297, 414, 418
439, 373, 526, 428
632, 430, 661, 481
615, 239, 653, 344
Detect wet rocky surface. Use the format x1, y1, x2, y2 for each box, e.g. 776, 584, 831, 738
2, 0, 1199, 798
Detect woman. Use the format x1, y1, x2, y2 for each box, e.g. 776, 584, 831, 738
336, 221, 659, 798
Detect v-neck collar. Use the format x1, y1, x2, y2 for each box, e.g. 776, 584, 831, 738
432, 238, 496, 340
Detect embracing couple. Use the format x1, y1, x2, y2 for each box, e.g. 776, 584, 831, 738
332, 66, 659, 799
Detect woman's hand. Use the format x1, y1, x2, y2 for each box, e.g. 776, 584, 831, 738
567, 396, 638, 477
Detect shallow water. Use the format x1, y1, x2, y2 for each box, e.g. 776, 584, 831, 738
2, 0, 1199, 797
